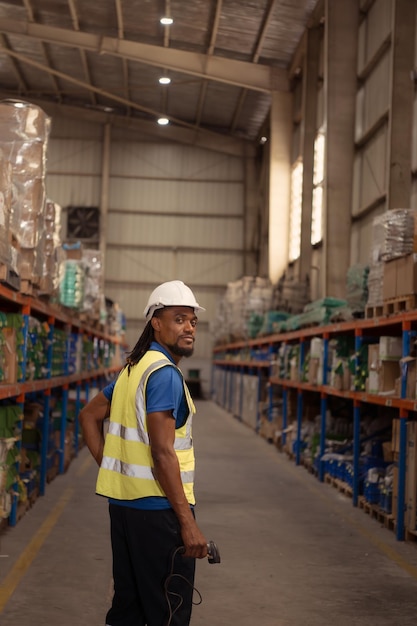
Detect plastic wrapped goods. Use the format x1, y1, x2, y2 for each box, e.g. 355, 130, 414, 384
59, 260, 85, 309
371, 209, 416, 263
0, 150, 11, 265
0, 100, 51, 255
0, 100, 50, 141
346, 264, 369, 312
82, 249, 103, 315
37, 201, 62, 295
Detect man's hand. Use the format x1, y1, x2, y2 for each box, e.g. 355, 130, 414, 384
147, 410, 208, 559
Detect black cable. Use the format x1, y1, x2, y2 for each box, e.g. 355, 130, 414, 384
164, 546, 203, 626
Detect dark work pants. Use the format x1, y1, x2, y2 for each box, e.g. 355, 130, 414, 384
106, 504, 196, 626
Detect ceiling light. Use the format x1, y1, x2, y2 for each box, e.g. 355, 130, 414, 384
160, 17, 173, 25
159, 76, 171, 85
157, 117, 170, 126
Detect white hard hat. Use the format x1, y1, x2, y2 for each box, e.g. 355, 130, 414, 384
144, 280, 205, 321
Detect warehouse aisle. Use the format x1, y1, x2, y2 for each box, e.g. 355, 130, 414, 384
2, 400, 417, 625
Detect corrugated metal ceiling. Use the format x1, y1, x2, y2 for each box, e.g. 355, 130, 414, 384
0, 0, 321, 154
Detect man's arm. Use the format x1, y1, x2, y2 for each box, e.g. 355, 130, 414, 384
79, 391, 111, 466
147, 410, 208, 559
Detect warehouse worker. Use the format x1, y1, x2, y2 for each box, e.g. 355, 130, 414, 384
79, 280, 208, 626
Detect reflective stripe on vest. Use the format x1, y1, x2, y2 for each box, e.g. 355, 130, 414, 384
101, 455, 194, 484
96, 350, 196, 504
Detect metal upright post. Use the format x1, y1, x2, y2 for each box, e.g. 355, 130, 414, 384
296, 340, 305, 465
282, 388, 288, 447
353, 328, 363, 507
397, 408, 408, 541
319, 334, 329, 480
59, 384, 68, 474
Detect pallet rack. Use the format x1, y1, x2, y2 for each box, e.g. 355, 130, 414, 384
0, 283, 123, 527
212, 309, 417, 541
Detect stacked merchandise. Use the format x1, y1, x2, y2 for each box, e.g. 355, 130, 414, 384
37, 200, 63, 296
26, 316, 50, 380
272, 272, 309, 314
59, 243, 85, 310
0, 148, 12, 270
59, 243, 108, 325
82, 249, 104, 321
367, 209, 416, 308
0, 405, 24, 520
345, 264, 369, 316
0, 100, 51, 286
212, 276, 273, 344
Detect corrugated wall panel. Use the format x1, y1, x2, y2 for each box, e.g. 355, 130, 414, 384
355, 53, 390, 140
106, 214, 243, 249
110, 142, 243, 180
109, 179, 243, 214
352, 124, 388, 216
46, 174, 101, 209
357, 0, 392, 72
350, 204, 385, 266
105, 248, 243, 292
48, 138, 102, 174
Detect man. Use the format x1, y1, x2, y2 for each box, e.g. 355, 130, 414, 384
79, 280, 208, 626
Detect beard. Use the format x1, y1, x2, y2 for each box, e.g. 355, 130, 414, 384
167, 341, 194, 358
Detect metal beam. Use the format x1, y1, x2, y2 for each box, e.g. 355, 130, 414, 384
230, 0, 278, 131
0, 18, 288, 92
0, 93, 252, 157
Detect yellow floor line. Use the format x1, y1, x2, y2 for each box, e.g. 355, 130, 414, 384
76, 453, 94, 478
0, 485, 74, 614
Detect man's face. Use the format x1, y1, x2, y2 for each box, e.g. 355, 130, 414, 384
152, 306, 197, 362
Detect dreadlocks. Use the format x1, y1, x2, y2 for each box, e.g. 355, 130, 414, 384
125, 320, 155, 375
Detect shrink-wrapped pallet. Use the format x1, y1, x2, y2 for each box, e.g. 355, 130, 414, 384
0, 100, 51, 279
0, 149, 12, 266
371, 209, 416, 263
37, 200, 62, 295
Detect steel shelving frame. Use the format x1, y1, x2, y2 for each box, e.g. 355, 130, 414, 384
212, 310, 417, 541
0, 283, 122, 526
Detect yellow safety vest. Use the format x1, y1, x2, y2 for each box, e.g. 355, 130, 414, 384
96, 350, 196, 504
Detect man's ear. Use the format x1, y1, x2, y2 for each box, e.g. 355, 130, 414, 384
151, 316, 161, 332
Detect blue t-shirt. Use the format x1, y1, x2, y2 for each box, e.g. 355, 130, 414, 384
103, 342, 189, 510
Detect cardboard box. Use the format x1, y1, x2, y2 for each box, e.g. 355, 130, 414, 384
368, 344, 380, 371
289, 357, 299, 382
397, 254, 417, 297
383, 259, 397, 299
367, 369, 379, 394
378, 361, 399, 393
382, 441, 394, 463
379, 336, 402, 360
308, 357, 320, 385
392, 418, 400, 454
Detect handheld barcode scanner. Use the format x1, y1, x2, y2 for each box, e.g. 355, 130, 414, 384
207, 540, 221, 564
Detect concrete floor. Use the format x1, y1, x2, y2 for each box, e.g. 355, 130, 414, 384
1, 399, 417, 625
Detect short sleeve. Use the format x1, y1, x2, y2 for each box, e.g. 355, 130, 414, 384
146, 365, 185, 423
102, 379, 116, 401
